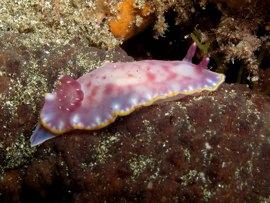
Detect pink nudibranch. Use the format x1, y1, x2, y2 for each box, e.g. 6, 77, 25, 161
30, 43, 225, 147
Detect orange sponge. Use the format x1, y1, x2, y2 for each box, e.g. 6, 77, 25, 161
109, 0, 152, 39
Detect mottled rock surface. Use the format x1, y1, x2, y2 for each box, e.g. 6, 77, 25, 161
20, 84, 270, 203
0, 34, 270, 202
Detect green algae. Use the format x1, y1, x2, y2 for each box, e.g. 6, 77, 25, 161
4, 134, 36, 169
128, 155, 155, 180
180, 170, 215, 201
95, 132, 121, 164
183, 148, 191, 162
191, 29, 210, 54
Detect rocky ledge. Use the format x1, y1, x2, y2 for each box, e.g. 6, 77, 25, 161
0, 34, 269, 202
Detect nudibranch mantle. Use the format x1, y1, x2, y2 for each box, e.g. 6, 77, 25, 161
30, 43, 225, 146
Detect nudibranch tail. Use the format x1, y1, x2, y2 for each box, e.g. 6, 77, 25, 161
30, 124, 56, 147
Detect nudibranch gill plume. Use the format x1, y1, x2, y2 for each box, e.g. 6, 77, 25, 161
30, 43, 225, 147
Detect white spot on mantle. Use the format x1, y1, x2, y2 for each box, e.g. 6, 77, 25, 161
112, 103, 120, 110
71, 114, 80, 124
45, 93, 56, 101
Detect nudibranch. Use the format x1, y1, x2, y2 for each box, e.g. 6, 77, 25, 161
30, 43, 225, 147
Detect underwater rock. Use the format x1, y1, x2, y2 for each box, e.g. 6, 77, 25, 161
0, 33, 270, 202
257, 68, 270, 96
3, 82, 270, 202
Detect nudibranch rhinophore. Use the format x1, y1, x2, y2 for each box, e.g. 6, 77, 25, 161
30, 43, 225, 147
